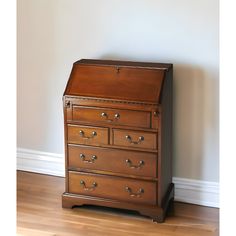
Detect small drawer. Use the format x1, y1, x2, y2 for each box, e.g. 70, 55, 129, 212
67, 125, 108, 146
68, 145, 157, 178
71, 106, 151, 128
113, 129, 157, 150
68, 171, 157, 204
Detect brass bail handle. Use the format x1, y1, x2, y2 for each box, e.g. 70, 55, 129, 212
80, 180, 97, 191
79, 130, 97, 139
125, 135, 144, 144
125, 186, 144, 197
80, 154, 97, 163
126, 159, 145, 169
101, 112, 120, 122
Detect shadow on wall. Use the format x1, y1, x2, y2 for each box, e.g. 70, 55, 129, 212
173, 64, 218, 181
173, 65, 204, 180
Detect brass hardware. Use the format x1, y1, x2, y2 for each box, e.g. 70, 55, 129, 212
80, 154, 97, 163
65, 101, 71, 107
100, 112, 120, 122
125, 135, 144, 144
153, 111, 160, 117
114, 113, 120, 119
101, 112, 107, 117
126, 159, 144, 169
125, 186, 144, 197
80, 180, 97, 191
79, 130, 97, 139
116, 67, 120, 73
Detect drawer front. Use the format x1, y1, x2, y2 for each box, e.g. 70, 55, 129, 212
68, 145, 157, 178
113, 129, 157, 150
68, 171, 157, 204
67, 125, 108, 146
72, 106, 151, 128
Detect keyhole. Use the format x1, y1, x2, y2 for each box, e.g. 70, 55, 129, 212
116, 67, 120, 73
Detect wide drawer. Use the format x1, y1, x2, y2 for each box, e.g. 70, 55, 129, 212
113, 129, 157, 150
68, 171, 157, 204
68, 145, 157, 178
67, 125, 108, 146
71, 106, 151, 128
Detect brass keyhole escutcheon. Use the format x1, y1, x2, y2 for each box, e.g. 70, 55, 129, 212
116, 67, 120, 73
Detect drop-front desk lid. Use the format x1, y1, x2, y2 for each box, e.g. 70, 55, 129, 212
64, 59, 173, 104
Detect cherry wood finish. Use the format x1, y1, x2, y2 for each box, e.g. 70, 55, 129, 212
68, 171, 157, 205
112, 129, 157, 150
67, 124, 109, 146
68, 144, 157, 178
71, 106, 151, 128
62, 59, 174, 222
65, 65, 166, 103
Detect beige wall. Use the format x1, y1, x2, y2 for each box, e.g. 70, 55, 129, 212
17, 0, 219, 182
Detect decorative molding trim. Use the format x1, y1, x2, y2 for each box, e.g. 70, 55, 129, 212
173, 177, 219, 208
16, 148, 219, 208
65, 95, 158, 106
17, 148, 65, 177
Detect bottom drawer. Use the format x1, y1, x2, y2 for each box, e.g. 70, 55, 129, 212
68, 171, 157, 205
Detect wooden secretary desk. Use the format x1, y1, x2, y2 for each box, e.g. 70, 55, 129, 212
62, 59, 174, 222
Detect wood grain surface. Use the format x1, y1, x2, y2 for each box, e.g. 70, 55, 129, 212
68, 171, 157, 205
17, 171, 219, 236
71, 105, 151, 128
68, 144, 157, 178
112, 129, 157, 150
67, 124, 109, 146
65, 63, 165, 103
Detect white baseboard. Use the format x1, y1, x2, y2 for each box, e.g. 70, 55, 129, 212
173, 177, 219, 208
16, 148, 219, 208
17, 148, 65, 177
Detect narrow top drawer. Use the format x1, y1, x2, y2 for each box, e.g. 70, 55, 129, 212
71, 106, 151, 128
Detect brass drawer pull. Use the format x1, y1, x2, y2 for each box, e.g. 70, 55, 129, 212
80, 154, 97, 163
126, 159, 144, 169
101, 112, 120, 122
79, 130, 97, 139
125, 135, 144, 144
125, 186, 144, 197
80, 180, 97, 191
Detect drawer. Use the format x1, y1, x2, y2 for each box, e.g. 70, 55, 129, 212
113, 129, 157, 150
68, 171, 157, 204
67, 125, 108, 146
68, 145, 157, 178
72, 106, 151, 128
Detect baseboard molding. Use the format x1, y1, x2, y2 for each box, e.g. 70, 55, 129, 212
17, 148, 65, 177
16, 148, 219, 208
173, 177, 219, 208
